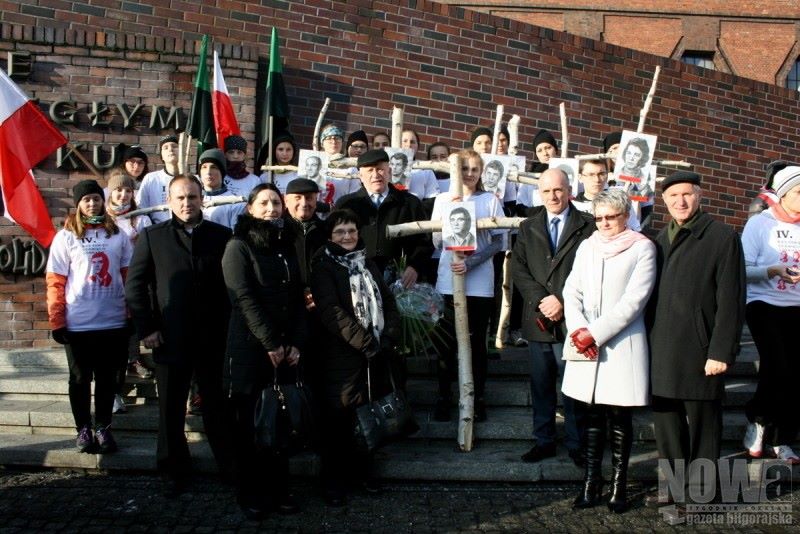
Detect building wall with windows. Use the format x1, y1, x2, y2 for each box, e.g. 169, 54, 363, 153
1, 0, 800, 347
440, 1, 800, 88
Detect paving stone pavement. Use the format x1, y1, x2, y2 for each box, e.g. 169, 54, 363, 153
0, 469, 797, 532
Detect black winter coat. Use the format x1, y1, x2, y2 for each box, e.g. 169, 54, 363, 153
221, 215, 308, 395
511, 205, 595, 343
284, 214, 327, 288
125, 216, 231, 365
335, 185, 433, 276
647, 211, 746, 400
310, 241, 401, 410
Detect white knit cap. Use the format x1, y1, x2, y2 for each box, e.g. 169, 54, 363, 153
772, 166, 800, 198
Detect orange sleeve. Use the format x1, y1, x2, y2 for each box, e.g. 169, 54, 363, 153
45, 272, 68, 330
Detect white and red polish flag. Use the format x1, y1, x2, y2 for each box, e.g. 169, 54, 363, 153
0, 68, 66, 247
212, 50, 241, 148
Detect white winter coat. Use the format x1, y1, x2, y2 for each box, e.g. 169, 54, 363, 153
561, 235, 656, 406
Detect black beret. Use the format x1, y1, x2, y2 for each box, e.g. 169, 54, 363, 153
198, 148, 227, 177
223, 135, 247, 152
285, 178, 320, 195
661, 170, 701, 192
532, 129, 558, 151
122, 145, 148, 162
158, 135, 179, 151
602, 132, 622, 153
357, 149, 390, 168
346, 130, 369, 149
470, 127, 493, 145
73, 179, 105, 205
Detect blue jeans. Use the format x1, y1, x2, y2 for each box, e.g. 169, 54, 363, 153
528, 341, 585, 451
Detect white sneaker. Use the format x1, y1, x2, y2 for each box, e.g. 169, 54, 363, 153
112, 394, 127, 414
773, 445, 800, 465
743, 421, 765, 458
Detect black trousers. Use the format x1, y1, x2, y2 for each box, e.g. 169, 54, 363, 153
652, 395, 722, 464
115, 332, 141, 394
433, 295, 492, 399
155, 357, 232, 479
745, 300, 800, 444
64, 328, 128, 430
230, 392, 289, 507
320, 404, 371, 492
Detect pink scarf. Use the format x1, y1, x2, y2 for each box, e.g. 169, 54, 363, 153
769, 205, 800, 224
589, 228, 648, 258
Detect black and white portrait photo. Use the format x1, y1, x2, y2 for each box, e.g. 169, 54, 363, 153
384, 147, 415, 186
613, 130, 657, 185
298, 149, 329, 188
442, 202, 477, 252
479, 154, 513, 199
548, 157, 580, 193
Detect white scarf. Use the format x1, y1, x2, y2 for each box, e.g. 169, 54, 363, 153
326, 247, 384, 340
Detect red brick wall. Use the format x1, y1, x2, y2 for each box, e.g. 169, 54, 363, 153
2, 0, 800, 347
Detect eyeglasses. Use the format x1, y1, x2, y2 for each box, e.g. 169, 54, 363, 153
581, 172, 607, 179
594, 213, 624, 222
350, 143, 367, 150
332, 229, 358, 237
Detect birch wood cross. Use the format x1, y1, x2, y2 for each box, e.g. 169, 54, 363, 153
386, 153, 525, 452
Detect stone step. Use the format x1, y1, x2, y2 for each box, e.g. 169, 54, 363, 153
406, 342, 759, 378
0, 399, 763, 445
1, 432, 795, 483
406, 378, 758, 408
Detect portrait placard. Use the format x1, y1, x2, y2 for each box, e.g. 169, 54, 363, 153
298, 149, 330, 189
442, 201, 477, 252
479, 154, 512, 199
613, 130, 657, 188
384, 147, 415, 185
548, 158, 580, 193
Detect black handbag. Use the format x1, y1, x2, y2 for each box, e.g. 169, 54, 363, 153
354, 361, 418, 453
254, 367, 315, 452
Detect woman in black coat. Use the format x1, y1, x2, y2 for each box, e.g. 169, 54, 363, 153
310, 208, 401, 506
222, 183, 307, 520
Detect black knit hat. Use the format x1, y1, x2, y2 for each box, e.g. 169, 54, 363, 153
765, 160, 790, 190
122, 145, 148, 163
357, 149, 390, 168
662, 170, 701, 192
199, 148, 227, 177
286, 178, 320, 195
223, 135, 247, 152
158, 135, 179, 151
346, 130, 369, 150
72, 179, 105, 205
602, 132, 622, 153
470, 127, 493, 145
532, 129, 558, 152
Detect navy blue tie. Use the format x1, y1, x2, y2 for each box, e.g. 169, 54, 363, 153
549, 217, 560, 253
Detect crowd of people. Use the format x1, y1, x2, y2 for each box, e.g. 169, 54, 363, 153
43, 122, 799, 519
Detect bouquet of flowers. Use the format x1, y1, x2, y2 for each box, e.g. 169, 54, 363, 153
390, 279, 448, 356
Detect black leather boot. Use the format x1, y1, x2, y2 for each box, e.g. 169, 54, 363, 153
573, 425, 605, 508
607, 408, 632, 513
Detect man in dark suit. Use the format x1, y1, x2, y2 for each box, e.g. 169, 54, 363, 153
336, 149, 432, 288
125, 174, 232, 496
512, 168, 594, 466
646, 171, 745, 507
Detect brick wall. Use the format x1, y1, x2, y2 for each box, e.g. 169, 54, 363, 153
441, 1, 800, 85
1, 0, 800, 347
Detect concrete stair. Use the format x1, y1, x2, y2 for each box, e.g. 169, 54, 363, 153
0, 330, 796, 481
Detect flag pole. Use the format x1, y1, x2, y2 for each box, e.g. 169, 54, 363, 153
268, 116, 274, 170
312, 98, 331, 152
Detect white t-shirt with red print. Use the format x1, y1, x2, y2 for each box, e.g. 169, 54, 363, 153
742, 208, 800, 307
46, 227, 133, 332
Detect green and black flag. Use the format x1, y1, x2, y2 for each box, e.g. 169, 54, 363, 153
256, 28, 290, 167
187, 35, 217, 154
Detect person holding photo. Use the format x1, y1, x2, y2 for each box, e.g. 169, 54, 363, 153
430, 149, 505, 423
